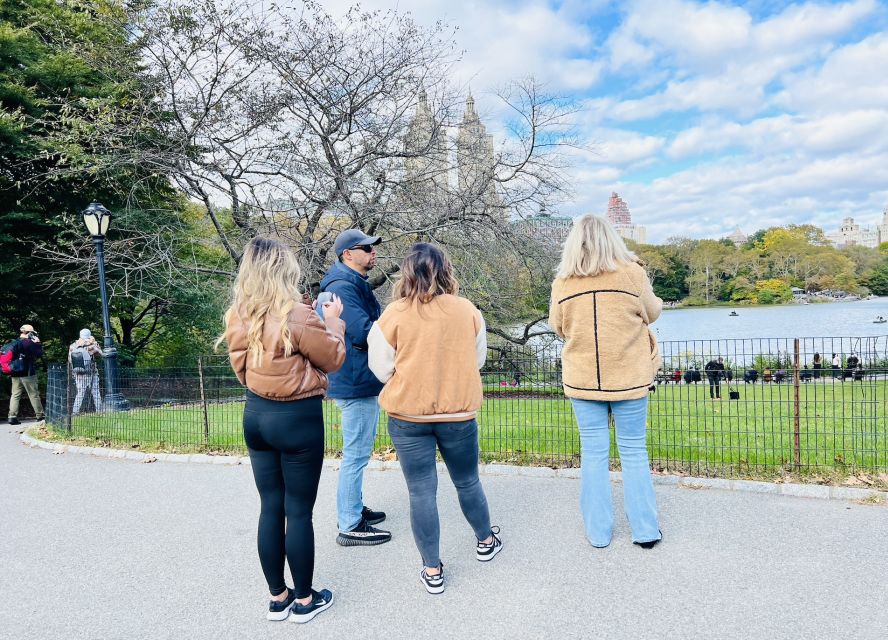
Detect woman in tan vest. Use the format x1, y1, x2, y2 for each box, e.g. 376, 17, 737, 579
368, 243, 502, 595
549, 214, 663, 549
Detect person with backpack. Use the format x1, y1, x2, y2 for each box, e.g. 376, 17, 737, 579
69, 329, 104, 415
4, 324, 44, 425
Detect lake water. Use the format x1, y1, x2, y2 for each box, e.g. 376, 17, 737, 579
653, 298, 888, 342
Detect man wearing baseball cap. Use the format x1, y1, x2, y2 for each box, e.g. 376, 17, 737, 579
7, 324, 44, 425
320, 229, 391, 546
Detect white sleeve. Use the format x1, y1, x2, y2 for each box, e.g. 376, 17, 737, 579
475, 313, 487, 369
368, 322, 396, 383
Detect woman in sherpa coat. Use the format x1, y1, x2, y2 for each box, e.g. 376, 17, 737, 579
549, 214, 663, 549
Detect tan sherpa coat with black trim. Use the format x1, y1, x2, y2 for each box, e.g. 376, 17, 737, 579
549, 261, 663, 401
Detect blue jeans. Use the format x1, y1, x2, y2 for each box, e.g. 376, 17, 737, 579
336, 397, 381, 532
388, 417, 492, 568
570, 397, 661, 547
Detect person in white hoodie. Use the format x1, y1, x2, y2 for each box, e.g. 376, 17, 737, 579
69, 329, 103, 415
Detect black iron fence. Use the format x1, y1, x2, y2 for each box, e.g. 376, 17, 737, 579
44, 335, 888, 476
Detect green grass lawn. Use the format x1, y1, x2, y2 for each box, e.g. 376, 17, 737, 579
51, 379, 888, 476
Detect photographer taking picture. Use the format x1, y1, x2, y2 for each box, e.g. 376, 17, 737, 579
6, 324, 44, 425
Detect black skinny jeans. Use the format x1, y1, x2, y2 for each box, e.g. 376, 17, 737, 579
244, 391, 324, 598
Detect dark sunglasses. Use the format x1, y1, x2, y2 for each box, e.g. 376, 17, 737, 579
348, 244, 375, 253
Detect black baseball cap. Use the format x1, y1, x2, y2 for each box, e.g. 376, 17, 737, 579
334, 229, 382, 258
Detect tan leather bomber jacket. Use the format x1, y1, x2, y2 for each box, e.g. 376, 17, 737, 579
225, 304, 347, 401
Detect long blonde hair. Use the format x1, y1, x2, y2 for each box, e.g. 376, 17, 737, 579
556, 214, 636, 279
391, 243, 459, 304
216, 237, 303, 367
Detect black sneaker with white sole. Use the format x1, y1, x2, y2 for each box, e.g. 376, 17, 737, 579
267, 589, 297, 621
289, 589, 334, 623
361, 505, 386, 525
476, 525, 503, 562
420, 563, 445, 594
336, 518, 392, 546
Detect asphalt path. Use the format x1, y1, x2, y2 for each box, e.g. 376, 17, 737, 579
2, 422, 886, 640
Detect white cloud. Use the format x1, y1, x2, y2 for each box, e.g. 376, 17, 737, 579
602, 0, 879, 121
778, 33, 888, 113
585, 129, 665, 166
607, 0, 752, 72
667, 110, 888, 159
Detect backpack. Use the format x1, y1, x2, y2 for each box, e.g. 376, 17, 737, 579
0, 341, 27, 376
70, 345, 93, 374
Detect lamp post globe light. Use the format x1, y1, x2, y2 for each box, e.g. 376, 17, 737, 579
82, 202, 128, 412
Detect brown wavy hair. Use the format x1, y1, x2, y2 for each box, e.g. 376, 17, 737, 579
391, 243, 459, 304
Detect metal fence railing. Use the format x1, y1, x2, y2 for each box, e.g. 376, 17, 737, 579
43, 335, 888, 477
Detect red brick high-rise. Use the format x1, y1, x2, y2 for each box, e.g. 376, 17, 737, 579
607, 192, 631, 225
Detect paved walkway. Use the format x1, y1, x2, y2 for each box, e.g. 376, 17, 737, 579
2, 422, 886, 640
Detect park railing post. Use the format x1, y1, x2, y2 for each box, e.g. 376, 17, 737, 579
793, 338, 801, 470
198, 356, 210, 445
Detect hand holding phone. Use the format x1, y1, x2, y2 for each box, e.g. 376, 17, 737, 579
316, 292, 343, 322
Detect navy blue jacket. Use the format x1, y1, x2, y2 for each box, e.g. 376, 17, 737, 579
320, 261, 385, 399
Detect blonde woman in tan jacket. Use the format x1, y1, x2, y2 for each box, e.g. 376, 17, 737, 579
220, 237, 346, 623
549, 214, 663, 549
368, 243, 502, 595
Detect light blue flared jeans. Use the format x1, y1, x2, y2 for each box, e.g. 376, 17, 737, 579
570, 396, 661, 547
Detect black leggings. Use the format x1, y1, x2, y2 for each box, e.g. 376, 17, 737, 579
244, 391, 324, 598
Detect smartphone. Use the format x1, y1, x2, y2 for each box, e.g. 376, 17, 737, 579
315, 291, 334, 319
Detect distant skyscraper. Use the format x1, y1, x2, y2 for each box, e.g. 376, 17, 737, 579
605, 192, 646, 244
607, 192, 632, 226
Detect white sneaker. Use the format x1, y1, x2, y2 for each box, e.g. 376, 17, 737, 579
476, 526, 503, 562
420, 563, 445, 594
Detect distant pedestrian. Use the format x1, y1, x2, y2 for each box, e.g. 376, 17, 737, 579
69, 329, 103, 415
704, 357, 725, 400
368, 243, 502, 595
548, 214, 662, 550
846, 352, 860, 380
5, 324, 44, 425
831, 353, 840, 379
812, 352, 822, 379
220, 237, 345, 623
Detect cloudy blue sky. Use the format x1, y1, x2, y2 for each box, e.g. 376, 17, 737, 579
324, 0, 888, 243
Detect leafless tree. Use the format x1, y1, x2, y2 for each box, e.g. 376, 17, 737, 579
38, 0, 581, 341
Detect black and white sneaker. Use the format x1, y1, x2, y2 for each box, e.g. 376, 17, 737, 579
361, 505, 386, 525
266, 589, 297, 621
336, 518, 392, 546
420, 563, 445, 594
476, 525, 503, 562
288, 589, 334, 624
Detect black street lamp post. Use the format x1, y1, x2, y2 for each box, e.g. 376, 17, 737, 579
82, 202, 128, 412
